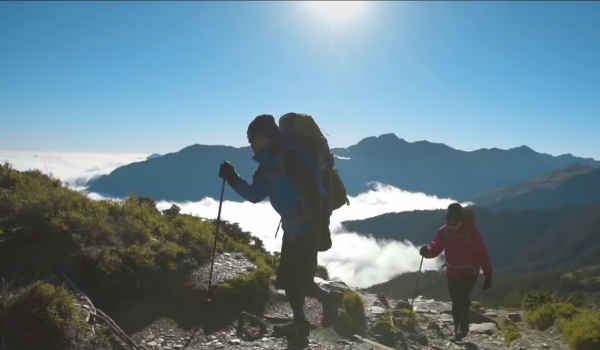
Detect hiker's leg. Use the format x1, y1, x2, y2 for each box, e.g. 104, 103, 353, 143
286, 287, 307, 321
459, 275, 478, 336
277, 234, 310, 320
446, 277, 461, 335
298, 232, 341, 327
272, 234, 310, 337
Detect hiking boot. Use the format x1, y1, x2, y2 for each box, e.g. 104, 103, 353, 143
321, 290, 343, 327
272, 319, 310, 338
454, 329, 466, 342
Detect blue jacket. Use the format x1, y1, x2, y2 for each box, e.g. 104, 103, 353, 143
229, 139, 331, 237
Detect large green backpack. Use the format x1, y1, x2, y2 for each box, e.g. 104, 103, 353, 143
278, 112, 350, 212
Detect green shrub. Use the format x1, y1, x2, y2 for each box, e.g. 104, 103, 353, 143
0, 163, 272, 298
0, 281, 89, 348
315, 264, 329, 280
0, 163, 276, 346
339, 291, 367, 336
521, 291, 600, 350
501, 316, 522, 346
561, 308, 600, 350
393, 308, 416, 331
525, 302, 578, 331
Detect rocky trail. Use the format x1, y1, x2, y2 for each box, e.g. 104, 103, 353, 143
65, 252, 571, 350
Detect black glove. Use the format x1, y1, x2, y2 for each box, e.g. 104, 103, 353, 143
218, 161, 238, 183
482, 277, 492, 291
419, 245, 429, 257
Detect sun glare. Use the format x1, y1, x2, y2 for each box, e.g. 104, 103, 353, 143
308, 1, 366, 20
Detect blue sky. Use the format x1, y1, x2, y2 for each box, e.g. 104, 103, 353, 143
1, 1, 599, 158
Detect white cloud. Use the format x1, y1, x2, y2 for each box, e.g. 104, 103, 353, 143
1, 151, 468, 288
0, 151, 148, 187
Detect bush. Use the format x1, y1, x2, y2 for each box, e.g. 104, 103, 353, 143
0, 281, 89, 349
0, 163, 272, 298
393, 308, 416, 330
521, 292, 600, 350
561, 308, 600, 350
315, 264, 329, 280
522, 291, 557, 312
525, 302, 578, 331
338, 291, 367, 336
0, 164, 275, 346
501, 316, 522, 346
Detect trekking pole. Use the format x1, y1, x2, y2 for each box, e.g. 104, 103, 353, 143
410, 256, 424, 321
205, 178, 226, 306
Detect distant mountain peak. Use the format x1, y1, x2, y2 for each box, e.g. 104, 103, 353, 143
146, 153, 162, 160
510, 145, 535, 153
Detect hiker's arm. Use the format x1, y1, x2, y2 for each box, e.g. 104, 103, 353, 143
426, 227, 446, 258
229, 166, 269, 203
472, 228, 493, 279
283, 150, 323, 217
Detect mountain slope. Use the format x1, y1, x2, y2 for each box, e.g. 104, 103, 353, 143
342, 204, 600, 271
87, 133, 600, 202
470, 164, 600, 211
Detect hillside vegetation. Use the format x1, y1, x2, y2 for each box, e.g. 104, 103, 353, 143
470, 164, 600, 211
343, 205, 600, 271
0, 162, 275, 349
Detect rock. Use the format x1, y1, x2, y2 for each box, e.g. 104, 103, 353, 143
469, 322, 498, 335
469, 309, 499, 325
392, 309, 411, 317
413, 333, 429, 346
147, 341, 157, 347
484, 312, 499, 317
369, 306, 386, 315
426, 321, 441, 331
229, 339, 241, 345
376, 293, 390, 308
394, 299, 413, 311
508, 312, 522, 322
373, 300, 386, 308
371, 321, 393, 335
509, 338, 534, 349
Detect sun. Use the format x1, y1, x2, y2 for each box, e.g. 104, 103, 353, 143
307, 1, 366, 20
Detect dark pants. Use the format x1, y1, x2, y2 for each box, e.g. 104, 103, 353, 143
447, 275, 478, 335
275, 233, 322, 319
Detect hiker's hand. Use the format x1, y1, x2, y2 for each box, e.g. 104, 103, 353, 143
419, 245, 429, 258
219, 161, 237, 182
482, 277, 492, 291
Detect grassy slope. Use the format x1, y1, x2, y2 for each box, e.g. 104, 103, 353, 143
0, 162, 275, 348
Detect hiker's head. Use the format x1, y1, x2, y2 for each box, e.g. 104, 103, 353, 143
247, 114, 280, 154
446, 202, 463, 231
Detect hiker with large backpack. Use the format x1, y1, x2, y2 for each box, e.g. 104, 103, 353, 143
218, 113, 350, 338
419, 203, 493, 342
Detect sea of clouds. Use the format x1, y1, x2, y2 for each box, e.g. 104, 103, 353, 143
0, 151, 468, 288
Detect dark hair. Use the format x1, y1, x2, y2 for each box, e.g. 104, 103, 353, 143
247, 114, 281, 140
446, 203, 463, 222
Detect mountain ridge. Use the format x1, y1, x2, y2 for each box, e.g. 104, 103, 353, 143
470, 164, 600, 211
87, 133, 600, 203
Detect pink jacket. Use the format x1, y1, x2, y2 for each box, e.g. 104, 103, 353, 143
425, 221, 493, 279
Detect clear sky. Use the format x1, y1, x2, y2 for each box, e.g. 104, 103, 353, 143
1, 1, 599, 158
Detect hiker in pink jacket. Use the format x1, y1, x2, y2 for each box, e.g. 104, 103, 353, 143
419, 203, 493, 341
